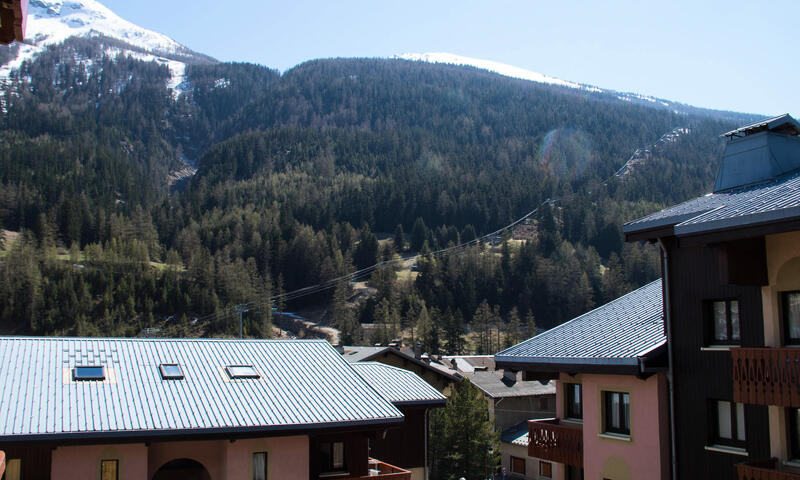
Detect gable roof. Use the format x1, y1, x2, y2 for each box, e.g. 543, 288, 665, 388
341, 346, 461, 383
624, 170, 800, 241
495, 280, 665, 375
351, 362, 446, 407
0, 337, 403, 442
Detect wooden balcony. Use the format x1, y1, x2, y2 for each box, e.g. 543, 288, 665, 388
528, 418, 582, 467
736, 458, 800, 479
345, 458, 411, 480
732, 348, 800, 407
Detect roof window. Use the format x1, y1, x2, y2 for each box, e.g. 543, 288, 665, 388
73, 365, 105, 381
226, 365, 260, 379
159, 363, 184, 380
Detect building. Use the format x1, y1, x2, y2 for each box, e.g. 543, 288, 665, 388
623, 114, 800, 478
0, 337, 426, 480
0, 0, 26, 45
341, 346, 461, 393
495, 280, 670, 480
443, 355, 556, 479
351, 362, 446, 480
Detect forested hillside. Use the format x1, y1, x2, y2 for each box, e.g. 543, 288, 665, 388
0, 37, 759, 349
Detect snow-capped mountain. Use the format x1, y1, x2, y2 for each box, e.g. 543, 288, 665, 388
0, 0, 212, 91
395, 52, 685, 111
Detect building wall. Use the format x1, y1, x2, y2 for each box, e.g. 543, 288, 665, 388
556, 371, 670, 480
492, 395, 555, 432
501, 442, 553, 480
369, 406, 427, 470
666, 241, 770, 479
762, 230, 800, 460
52, 443, 148, 480
49, 435, 309, 480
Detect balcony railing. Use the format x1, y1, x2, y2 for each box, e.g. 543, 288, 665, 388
732, 348, 800, 407
736, 458, 800, 479
528, 418, 582, 467
345, 458, 411, 480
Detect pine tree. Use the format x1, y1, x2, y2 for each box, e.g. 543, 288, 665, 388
393, 223, 405, 252
411, 217, 428, 253
525, 310, 537, 338
430, 379, 500, 480
505, 307, 521, 348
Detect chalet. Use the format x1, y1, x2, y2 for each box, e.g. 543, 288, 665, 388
341, 346, 461, 393
495, 280, 670, 480
624, 114, 800, 479
0, 337, 432, 480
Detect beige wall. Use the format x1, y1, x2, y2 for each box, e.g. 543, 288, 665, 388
51, 435, 308, 480
762, 231, 800, 459
501, 442, 553, 479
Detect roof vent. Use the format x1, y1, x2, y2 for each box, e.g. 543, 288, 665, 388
715, 114, 800, 192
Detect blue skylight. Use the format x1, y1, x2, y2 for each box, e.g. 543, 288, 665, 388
159, 363, 184, 380
73, 365, 105, 381
226, 365, 260, 379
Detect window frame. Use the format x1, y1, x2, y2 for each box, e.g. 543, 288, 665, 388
73, 365, 106, 381
782, 291, 800, 345
705, 299, 741, 346
319, 441, 347, 475
510, 455, 526, 475
603, 391, 631, 436
226, 365, 260, 379
710, 399, 746, 448
159, 363, 184, 380
539, 460, 552, 478
252, 451, 268, 480
565, 383, 583, 420
100, 459, 119, 480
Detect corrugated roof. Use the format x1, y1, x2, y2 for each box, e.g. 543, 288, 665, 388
501, 421, 531, 447
341, 346, 461, 382
0, 338, 403, 441
624, 171, 800, 237
350, 362, 446, 406
495, 280, 664, 367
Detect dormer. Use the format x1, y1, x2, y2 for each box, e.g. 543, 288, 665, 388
714, 114, 800, 192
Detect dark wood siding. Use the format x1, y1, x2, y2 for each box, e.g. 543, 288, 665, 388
0, 444, 52, 480
369, 407, 427, 469
309, 431, 371, 480
667, 240, 769, 479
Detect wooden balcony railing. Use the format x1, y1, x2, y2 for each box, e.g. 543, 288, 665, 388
345, 458, 411, 480
736, 458, 800, 479
528, 418, 582, 467
732, 348, 800, 407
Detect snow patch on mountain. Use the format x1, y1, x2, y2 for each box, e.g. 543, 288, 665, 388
396, 52, 604, 93
0, 0, 203, 95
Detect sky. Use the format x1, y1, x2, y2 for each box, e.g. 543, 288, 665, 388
102, 0, 799, 118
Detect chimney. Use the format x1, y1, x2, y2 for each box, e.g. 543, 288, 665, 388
715, 114, 800, 192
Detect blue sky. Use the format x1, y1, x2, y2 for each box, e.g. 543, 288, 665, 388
104, 0, 798, 117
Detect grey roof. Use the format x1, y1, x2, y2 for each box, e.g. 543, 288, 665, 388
341, 346, 390, 363
501, 421, 531, 447
351, 362, 446, 406
495, 280, 664, 368
624, 171, 800, 237
0, 337, 403, 442
464, 371, 556, 399
722, 114, 800, 138
341, 346, 461, 382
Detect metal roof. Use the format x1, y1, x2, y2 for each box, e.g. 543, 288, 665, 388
721, 114, 800, 138
501, 421, 531, 447
341, 346, 390, 363
624, 171, 800, 238
0, 338, 403, 442
341, 346, 461, 382
462, 371, 556, 399
495, 280, 664, 368
350, 362, 446, 406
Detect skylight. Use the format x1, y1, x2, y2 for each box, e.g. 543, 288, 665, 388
159, 363, 184, 380
73, 365, 105, 381
226, 365, 260, 379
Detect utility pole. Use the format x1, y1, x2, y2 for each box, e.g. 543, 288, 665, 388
235, 304, 249, 339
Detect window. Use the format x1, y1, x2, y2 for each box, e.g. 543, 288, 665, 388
706, 299, 740, 345
101, 459, 118, 480
711, 400, 745, 447
226, 365, 260, 379
159, 363, 184, 380
565, 383, 582, 420
319, 441, 346, 473
73, 365, 105, 381
539, 460, 552, 478
789, 408, 800, 460
603, 391, 631, 436
252, 452, 268, 480
5, 458, 21, 480
783, 292, 800, 344
508, 456, 525, 475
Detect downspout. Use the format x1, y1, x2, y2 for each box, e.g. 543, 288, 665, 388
424, 407, 429, 480
657, 238, 678, 480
